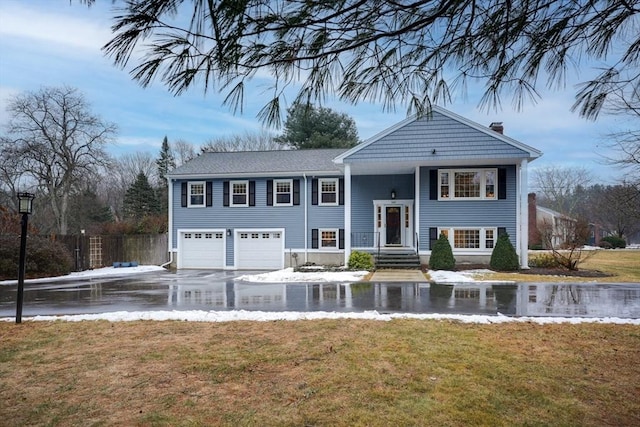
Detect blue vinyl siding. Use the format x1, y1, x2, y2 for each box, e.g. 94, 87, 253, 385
351, 174, 414, 234
345, 112, 529, 163
418, 165, 518, 250
172, 177, 344, 251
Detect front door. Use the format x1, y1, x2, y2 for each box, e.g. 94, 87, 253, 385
385, 206, 402, 245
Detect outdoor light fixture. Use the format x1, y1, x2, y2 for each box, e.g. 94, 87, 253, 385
227, 229, 232, 236
18, 192, 34, 214
391, 189, 396, 200
431, 149, 437, 155
16, 192, 35, 324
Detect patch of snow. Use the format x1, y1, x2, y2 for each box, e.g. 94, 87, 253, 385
1, 310, 637, 325
428, 269, 494, 283
235, 267, 369, 283
0, 265, 166, 286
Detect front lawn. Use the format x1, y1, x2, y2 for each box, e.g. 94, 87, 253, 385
1, 320, 638, 426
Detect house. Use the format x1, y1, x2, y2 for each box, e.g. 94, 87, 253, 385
166, 106, 542, 270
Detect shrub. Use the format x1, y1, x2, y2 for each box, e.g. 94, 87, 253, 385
490, 232, 520, 271
429, 233, 455, 270
601, 235, 626, 249
348, 251, 374, 270
528, 252, 559, 268
598, 240, 613, 249
0, 235, 73, 279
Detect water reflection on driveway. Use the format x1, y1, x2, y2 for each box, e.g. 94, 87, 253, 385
1, 270, 639, 318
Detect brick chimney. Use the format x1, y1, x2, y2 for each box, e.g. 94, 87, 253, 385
528, 193, 541, 248
489, 122, 504, 134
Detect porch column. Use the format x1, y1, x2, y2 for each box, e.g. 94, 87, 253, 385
519, 159, 529, 269
414, 166, 420, 252
344, 163, 352, 265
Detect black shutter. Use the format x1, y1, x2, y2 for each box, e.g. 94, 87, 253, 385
181, 182, 187, 207
249, 181, 256, 206
266, 180, 273, 206
498, 227, 507, 237
339, 229, 345, 249
429, 227, 438, 250
293, 179, 300, 205
223, 181, 229, 207
429, 169, 438, 200
311, 229, 319, 249
498, 168, 507, 199
205, 181, 213, 207
339, 178, 345, 205
312, 179, 318, 205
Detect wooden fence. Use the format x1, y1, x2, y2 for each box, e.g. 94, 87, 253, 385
53, 234, 168, 270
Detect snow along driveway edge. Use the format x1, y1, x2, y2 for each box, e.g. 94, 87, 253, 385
2, 310, 638, 325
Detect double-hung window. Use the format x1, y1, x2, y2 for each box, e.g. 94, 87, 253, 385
320, 229, 338, 249
274, 179, 292, 206
188, 182, 205, 207
438, 169, 498, 200
231, 180, 248, 207
438, 227, 497, 250
319, 178, 338, 206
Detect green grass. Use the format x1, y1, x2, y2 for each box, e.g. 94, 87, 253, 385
1, 320, 638, 426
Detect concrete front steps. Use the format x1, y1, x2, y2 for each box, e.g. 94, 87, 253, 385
374, 251, 421, 269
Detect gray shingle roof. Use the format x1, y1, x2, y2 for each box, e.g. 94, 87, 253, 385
168, 148, 347, 178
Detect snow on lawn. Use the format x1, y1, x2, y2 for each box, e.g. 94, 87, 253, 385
0, 265, 166, 286
427, 269, 500, 283
236, 267, 369, 283
1, 310, 636, 325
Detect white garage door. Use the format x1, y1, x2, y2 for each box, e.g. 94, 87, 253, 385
179, 231, 225, 269
236, 231, 284, 270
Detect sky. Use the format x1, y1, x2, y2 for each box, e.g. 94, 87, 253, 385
0, 0, 630, 184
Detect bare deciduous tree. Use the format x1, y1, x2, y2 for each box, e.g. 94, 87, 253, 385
201, 130, 284, 152
172, 139, 197, 166
1, 86, 116, 234
533, 165, 593, 215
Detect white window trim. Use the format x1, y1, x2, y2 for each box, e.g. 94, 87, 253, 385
230, 180, 249, 207
437, 227, 498, 252
438, 168, 498, 201
319, 178, 339, 206
274, 179, 293, 207
188, 181, 206, 207
319, 228, 339, 250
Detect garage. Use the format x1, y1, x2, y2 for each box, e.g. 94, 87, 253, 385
235, 230, 284, 270
179, 231, 225, 269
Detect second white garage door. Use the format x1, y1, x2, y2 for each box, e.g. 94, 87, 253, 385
235, 230, 284, 270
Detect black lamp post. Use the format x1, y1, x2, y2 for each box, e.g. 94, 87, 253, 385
16, 192, 35, 324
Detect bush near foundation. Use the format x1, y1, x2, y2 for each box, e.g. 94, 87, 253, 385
0, 235, 73, 280
348, 251, 374, 270
429, 233, 455, 270
490, 232, 520, 271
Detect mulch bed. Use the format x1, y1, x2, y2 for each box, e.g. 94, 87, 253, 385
440, 264, 613, 278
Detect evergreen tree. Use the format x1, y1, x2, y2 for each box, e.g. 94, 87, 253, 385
156, 135, 176, 187
123, 172, 161, 221
276, 103, 360, 149
490, 233, 520, 271
429, 233, 455, 270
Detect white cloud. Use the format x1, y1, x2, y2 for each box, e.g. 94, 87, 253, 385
0, 1, 112, 54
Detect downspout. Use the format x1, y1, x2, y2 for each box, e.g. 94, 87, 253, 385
303, 173, 308, 264
161, 176, 174, 269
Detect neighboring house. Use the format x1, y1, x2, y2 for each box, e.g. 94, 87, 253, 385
166, 106, 542, 270
528, 193, 582, 249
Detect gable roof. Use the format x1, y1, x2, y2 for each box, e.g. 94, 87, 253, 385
334, 106, 542, 165
167, 148, 347, 179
